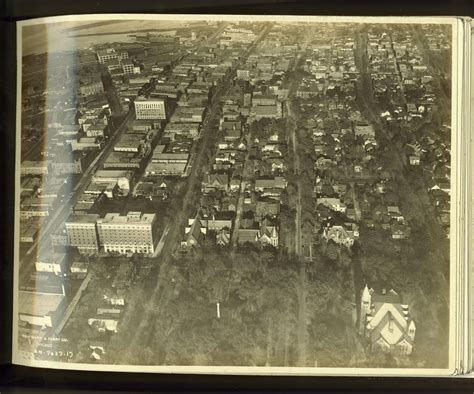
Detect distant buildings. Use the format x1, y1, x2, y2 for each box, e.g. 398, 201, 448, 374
71, 137, 102, 151
96, 48, 128, 64
250, 104, 282, 121
220, 27, 257, 44
354, 122, 376, 139
359, 285, 416, 356
165, 122, 200, 140
79, 79, 104, 97
51, 155, 83, 176
134, 98, 166, 120
236, 67, 251, 81
145, 145, 190, 176
170, 106, 206, 123
97, 212, 156, 254
78, 75, 104, 97
92, 170, 133, 196
20, 217, 42, 243
121, 59, 140, 75
20, 201, 50, 220
21, 161, 50, 176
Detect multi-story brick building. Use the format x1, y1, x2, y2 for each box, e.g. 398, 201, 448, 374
65, 214, 100, 253
96, 212, 156, 254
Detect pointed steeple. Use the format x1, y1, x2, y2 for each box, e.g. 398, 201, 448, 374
271, 226, 277, 238
362, 284, 371, 300
361, 284, 372, 315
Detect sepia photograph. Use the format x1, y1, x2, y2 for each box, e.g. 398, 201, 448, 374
13, 14, 458, 375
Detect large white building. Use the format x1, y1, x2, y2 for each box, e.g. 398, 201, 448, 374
96, 48, 128, 64
134, 98, 166, 120
122, 59, 140, 75
97, 212, 156, 254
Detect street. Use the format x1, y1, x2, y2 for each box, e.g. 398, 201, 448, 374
285, 31, 313, 367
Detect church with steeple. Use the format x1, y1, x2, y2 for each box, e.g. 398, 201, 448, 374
359, 285, 416, 355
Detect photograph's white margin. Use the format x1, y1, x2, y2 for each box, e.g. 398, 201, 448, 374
450, 18, 462, 376
12, 13, 461, 377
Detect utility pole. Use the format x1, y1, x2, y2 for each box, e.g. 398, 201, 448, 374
216, 302, 221, 319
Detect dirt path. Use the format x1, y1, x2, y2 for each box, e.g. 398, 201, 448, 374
296, 261, 308, 366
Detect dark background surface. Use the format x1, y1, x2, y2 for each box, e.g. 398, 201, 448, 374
1, 0, 474, 18
1, 0, 474, 392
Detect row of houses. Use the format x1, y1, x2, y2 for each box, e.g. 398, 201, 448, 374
368, 28, 451, 237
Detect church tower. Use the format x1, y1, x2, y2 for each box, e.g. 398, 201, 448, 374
359, 284, 372, 334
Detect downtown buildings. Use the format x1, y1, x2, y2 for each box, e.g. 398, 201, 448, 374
66, 212, 157, 255
134, 97, 167, 120
65, 214, 100, 254
96, 48, 129, 64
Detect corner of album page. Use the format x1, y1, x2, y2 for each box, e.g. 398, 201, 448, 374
467, 13, 474, 377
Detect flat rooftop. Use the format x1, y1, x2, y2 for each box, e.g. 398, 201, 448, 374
21, 160, 50, 168
99, 212, 155, 225
20, 273, 65, 295
35, 250, 65, 264
152, 152, 190, 161
18, 291, 64, 317
66, 213, 99, 224
94, 169, 133, 179
134, 97, 165, 103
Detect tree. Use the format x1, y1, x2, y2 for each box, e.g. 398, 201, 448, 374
323, 242, 340, 262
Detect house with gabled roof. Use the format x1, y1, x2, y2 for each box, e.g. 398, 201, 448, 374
237, 228, 260, 245
322, 223, 359, 248
254, 176, 287, 192
182, 211, 207, 247
359, 285, 416, 356
316, 197, 347, 213
202, 173, 229, 193
221, 121, 242, 141
229, 177, 241, 192
256, 198, 280, 219
257, 218, 279, 248
216, 228, 231, 246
